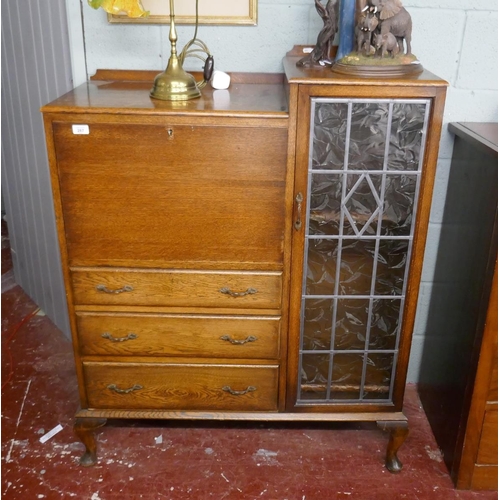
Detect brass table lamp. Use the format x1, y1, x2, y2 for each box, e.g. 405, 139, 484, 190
150, 0, 201, 100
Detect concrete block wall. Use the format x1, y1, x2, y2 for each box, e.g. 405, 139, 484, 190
77, 0, 498, 382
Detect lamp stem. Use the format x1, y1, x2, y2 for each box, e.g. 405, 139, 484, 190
169, 0, 178, 56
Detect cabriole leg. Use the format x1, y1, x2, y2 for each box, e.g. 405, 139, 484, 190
377, 420, 409, 473
74, 417, 107, 467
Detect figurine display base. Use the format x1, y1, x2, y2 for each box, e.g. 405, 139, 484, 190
332, 52, 423, 78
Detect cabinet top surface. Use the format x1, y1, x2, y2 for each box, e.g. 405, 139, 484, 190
41, 70, 289, 118
283, 56, 448, 87
449, 122, 498, 157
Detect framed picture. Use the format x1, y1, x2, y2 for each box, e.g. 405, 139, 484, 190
109, 0, 257, 25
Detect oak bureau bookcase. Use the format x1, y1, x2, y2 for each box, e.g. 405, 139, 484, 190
41, 58, 446, 471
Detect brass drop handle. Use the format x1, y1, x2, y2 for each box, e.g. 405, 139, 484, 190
294, 192, 303, 231
107, 384, 143, 394
219, 287, 257, 298
220, 335, 257, 345
96, 284, 133, 294
222, 386, 256, 396
101, 332, 138, 343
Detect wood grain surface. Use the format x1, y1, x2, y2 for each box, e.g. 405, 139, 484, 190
76, 312, 280, 358
71, 268, 282, 309
83, 362, 279, 411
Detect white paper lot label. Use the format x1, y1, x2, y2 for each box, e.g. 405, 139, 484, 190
72, 124, 89, 135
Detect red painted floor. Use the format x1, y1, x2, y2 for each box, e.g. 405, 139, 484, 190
1, 223, 497, 500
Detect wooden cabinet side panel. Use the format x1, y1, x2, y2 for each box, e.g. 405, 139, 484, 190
42, 114, 89, 408
457, 263, 498, 489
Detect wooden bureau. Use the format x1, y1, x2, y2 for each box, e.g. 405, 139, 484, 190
418, 122, 497, 490
42, 62, 447, 471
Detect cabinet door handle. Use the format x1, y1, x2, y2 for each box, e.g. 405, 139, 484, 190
96, 284, 133, 294
107, 384, 143, 394
294, 192, 303, 231
101, 332, 138, 343
222, 386, 256, 396
219, 287, 257, 298
220, 335, 257, 345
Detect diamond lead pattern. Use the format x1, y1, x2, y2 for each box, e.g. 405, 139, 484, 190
342, 174, 382, 236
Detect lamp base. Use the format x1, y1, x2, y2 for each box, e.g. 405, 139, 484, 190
150, 56, 201, 101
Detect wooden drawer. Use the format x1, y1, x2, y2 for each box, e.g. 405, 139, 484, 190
53, 121, 287, 268
71, 268, 282, 309
83, 362, 279, 411
76, 312, 280, 358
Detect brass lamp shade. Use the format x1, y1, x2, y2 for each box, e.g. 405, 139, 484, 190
150, 0, 201, 101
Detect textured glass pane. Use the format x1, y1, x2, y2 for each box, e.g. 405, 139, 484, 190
339, 239, 376, 296
388, 103, 426, 171
369, 299, 402, 350
363, 353, 394, 400
343, 174, 382, 236
334, 299, 369, 350
312, 102, 349, 170
306, 239, 338, 295
331, 353, 364, 399
381, 174, 417, 236
309, 174, 343, 236
375, 240, 409, 295
300, 353, 330, 400
303, 298, 333, 350
348, 103, 389, 171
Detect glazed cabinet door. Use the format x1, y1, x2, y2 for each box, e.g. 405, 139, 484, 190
289, 93, 431, 410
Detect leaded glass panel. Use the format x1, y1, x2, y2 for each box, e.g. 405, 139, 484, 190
348, 102, 389, 171
388, 103, 426, 171
338, 239, 376, 296
306, 239, 338, 295
369, 299, 401, 350
303, 298, 333, 351
297, 97, 429, 405
312, 102, 349, 170
334, 299, 369, 350
300, 353, 330, 400
331, 353, 364, 399
375, 240, 410, 296
309, 174, 343, 236
363, 353, 394, 400
381, 174, 417, 236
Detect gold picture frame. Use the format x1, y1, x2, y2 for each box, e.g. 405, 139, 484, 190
108, 0, 257, 25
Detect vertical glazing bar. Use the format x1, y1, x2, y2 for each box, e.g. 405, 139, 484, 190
298, 99, 323, 402
359, 102, 394, 400
388, 100, 430, 401
327, 101, 352, 401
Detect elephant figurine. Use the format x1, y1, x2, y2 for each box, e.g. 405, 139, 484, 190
374, 32, 400, 57
356, 10, 379, 56
368, 0, 412, 55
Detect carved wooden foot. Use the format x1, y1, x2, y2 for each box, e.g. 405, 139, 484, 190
74, 417, 107, 467
377, 420, 409, 473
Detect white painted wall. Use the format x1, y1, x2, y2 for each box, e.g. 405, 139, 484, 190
72, 0, 498, 381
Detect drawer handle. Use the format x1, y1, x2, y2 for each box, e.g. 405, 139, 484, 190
107, 384, 143, 394
101, 332, 138, 343
220, 335, 257, 345
222, 386, 257, 396
96, 284, 133, 294
219, 287, 257, 298
294, 192, 303, 231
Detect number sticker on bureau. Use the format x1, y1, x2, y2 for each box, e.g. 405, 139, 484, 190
72, 124, 89, 135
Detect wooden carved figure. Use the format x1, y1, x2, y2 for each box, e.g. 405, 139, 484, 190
297, 0, 339, 66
